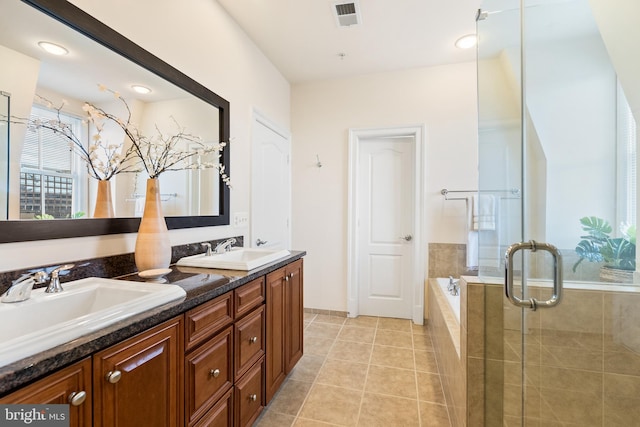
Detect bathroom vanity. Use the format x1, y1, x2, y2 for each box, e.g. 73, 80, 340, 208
0, 253, 305, 427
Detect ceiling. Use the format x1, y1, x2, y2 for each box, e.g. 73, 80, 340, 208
216, 0, 482, 84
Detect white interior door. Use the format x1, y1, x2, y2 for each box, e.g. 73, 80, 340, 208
251, 112, 291, 249
356, 135, 415, 318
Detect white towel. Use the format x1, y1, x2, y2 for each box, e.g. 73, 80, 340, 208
466, 196, 479, 270
472, 194, 496, 231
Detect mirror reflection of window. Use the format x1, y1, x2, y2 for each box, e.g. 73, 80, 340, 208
19, 105, 87, 219
617, 80, 637, 228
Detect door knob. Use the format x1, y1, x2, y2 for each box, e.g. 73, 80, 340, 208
401, 235, 413, 241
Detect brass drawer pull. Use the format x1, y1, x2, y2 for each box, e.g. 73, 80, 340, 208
249, 394, 257, 402
210, 368, 220, 378
249, 336, 258, 344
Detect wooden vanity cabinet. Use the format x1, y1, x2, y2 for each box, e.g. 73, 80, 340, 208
0, 357, 92, 427
265, 259, 304, 402
93, 317, 184, 427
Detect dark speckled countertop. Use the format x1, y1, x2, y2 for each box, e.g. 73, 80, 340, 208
0, 250, 305, 396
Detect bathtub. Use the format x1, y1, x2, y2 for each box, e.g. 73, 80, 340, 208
435, 277, 460, 324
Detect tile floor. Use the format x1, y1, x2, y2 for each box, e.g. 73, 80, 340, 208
254, 313, 452, 427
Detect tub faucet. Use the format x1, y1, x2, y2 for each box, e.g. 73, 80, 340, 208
1, 271, 48, 303
45, 264, 75, 293
214, 238, 237, 254
448, 276, 460, 296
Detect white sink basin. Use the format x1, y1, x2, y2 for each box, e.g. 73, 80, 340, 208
176, 248, 290, 271
0, 277, 185, 366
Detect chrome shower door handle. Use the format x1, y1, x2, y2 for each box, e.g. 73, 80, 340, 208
505, 240, 563, 310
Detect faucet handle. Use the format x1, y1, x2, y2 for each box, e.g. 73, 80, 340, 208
46, 264, 75, 294
201, 242, 212, 256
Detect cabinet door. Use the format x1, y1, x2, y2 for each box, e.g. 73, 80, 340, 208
93, 317, 184, 427
285, 259, 304, 373
234, 359, 264, 427
265, 267, 287, 402
186, 325, 233, 426
0, 358, 92, 427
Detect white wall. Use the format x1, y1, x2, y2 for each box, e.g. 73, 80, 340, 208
0, 0, 290, 272
291, 62, 478, 312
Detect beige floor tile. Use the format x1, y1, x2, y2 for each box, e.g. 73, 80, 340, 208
358, 393, 420, 427
419, 401, 451, 426
298, 384, 361, 426
315, 359, 368, 390
345, 316, 379, 328
412, 322, 430, 334
313, 314, 347, 325
413, 333, 434, 351
327, 340, 373, 364
374, 329, 413, 348
370, 345, 415, 370
378, 317, 412, 332
416, 372, 446, 404
305, 323, 343, 340
414, 350, 439, 373
365, 365, 417, 399
304, 312, 318, 321
267, 379, 313, 415
337, 326, 376, 343
289, 354, 326, 383
294, 418, 342, 426
304, 337, 336, 357
255, 410, 296, 427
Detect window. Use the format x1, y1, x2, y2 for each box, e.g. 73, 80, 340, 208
616, 80, 637, 229
19, 105, 85, 219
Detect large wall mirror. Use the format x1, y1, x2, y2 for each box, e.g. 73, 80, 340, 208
0, 0, 230, 243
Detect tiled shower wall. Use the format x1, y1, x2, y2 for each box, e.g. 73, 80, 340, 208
468, 279, 640, 427
428, 243, 478, 280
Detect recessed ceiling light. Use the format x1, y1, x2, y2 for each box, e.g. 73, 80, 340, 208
131, 85, 152, 94
38, 41, 68, 56
455, 34, 477, 49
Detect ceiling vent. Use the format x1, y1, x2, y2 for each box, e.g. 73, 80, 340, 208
333, 1, 361, 27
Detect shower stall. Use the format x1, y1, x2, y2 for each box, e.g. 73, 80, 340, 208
476, 0, 640, 425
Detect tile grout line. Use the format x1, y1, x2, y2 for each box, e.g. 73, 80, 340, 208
412, 326, 423, 427
354, 316, 379, 427
426, 329, 453, 427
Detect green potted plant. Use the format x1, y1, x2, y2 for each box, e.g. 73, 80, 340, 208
573, 216, 636, 282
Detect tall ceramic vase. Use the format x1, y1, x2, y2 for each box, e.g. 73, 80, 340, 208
93, 180, 114, 218
135, 178, 171, 271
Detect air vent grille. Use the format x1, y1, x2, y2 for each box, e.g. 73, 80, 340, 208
335, 3, 356, 16
333, 1, 361, 27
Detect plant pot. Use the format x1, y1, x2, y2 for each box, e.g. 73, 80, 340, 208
134, 178, 171, 271
599, 266, 634, 284
93, 180, 114, 218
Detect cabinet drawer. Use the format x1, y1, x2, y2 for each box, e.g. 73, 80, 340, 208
186, 292, 233, 351
234, 305, 265, 380
192, 387, 233, 427
234, 359, 264, 427
186, 326, 233, 426
234, 277, 264, 319
0, 358, 92, 427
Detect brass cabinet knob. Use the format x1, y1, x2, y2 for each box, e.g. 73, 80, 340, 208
105, 370, 122, 384
210, 368, 220, 378
68, 391, 86, 406
249, 336, 258, 344
249, 394, 257, 402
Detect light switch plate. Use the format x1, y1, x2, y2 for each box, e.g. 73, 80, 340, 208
233, 212, 249, 228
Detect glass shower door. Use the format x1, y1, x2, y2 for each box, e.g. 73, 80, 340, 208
478, 0, 640, 426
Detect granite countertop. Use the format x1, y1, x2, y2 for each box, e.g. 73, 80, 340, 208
0, 250, 306, 396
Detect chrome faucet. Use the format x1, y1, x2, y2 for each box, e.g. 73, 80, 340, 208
201, 242, 213, 256
448, 276, 460, 296
1, 271, 48, 303
214, 238, 237, 254
45, 264, 75, 293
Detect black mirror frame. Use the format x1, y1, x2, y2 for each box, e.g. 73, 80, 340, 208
1, 0, 230, 243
